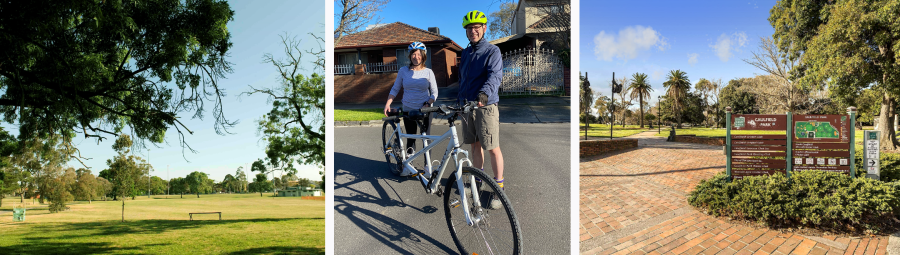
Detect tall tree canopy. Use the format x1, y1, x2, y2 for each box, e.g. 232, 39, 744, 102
663, 70, 691, 127
0, 0, 236, 151
246, 34, 325, 173
770, 0, 900, 149
629, 73, 653, 128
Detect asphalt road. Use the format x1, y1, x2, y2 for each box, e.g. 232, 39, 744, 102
334, 123, 570, 254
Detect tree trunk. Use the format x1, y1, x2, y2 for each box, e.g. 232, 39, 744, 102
639, 97, 645, 128
260, 191, 263, 197
196, 192, 199, 198
121, 199, 125, 222
878, 91, 899, 150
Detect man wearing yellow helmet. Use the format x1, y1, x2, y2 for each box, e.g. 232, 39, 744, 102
458, 10, 505, 197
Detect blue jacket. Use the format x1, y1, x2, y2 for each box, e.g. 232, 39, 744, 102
458, 38, 502, 105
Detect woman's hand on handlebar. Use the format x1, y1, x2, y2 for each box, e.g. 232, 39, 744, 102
384, 103, 391, 117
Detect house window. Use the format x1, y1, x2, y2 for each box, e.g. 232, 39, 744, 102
337, 52, 366, 65
396, 47, 432, 69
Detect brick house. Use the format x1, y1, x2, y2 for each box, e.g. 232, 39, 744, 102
334, 22, 463, 104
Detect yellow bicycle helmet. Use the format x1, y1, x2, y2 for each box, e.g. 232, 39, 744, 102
462, 10, 487, 28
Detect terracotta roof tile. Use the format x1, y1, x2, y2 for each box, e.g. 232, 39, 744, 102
335, 22, 454, 48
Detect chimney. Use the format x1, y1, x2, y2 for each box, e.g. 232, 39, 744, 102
428, 27, 440, 35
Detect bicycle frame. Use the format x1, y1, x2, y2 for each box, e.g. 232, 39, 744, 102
387, 119, 481, 226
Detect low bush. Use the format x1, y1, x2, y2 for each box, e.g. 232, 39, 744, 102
688, 170, 900, 234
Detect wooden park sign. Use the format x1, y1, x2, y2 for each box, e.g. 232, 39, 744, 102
725, 107, 857, 181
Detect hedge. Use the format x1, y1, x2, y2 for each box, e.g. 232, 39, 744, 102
688, 170, 900, 234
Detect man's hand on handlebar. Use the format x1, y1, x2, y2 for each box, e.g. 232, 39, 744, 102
477, 92, 488, 107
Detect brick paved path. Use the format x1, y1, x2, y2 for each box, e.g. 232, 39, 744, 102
580, 131, 890, 255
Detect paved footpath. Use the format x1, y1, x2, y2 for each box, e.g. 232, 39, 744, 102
580, 131, 891, 255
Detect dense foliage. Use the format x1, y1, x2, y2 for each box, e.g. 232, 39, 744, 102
689, 171, 900, 234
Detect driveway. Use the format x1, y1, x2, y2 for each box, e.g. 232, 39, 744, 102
335, 123, 570, 254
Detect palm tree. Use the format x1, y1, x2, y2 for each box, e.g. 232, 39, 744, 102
629, 73, 653, 128
663, 70, 691, 128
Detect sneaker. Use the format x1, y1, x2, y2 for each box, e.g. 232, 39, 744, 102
487, 192, 503, 210
487, 178, 504, 210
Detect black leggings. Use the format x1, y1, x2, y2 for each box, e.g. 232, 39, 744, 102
403, 112, 432, 152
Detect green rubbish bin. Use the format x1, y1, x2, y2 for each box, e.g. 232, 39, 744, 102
13, 208, 25, 222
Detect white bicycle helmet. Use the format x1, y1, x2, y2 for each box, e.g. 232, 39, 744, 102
408, 42, 426, 53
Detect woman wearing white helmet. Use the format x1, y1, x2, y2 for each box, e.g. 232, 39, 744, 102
384, 41, 439, 152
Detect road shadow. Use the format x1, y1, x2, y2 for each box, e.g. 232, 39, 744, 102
334, 152, 455, 254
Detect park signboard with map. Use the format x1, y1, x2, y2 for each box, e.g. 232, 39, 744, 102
725, 107, 857, 181
791, 115, 852, 175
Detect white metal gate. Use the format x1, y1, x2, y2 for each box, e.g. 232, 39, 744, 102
500, 48, 565, 95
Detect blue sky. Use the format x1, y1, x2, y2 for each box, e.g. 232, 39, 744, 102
335, 0, 514, 46
21, 0, 327, 183
581, 0, 776, 112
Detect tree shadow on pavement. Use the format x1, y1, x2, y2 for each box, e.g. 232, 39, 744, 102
334, 152, 455, 254
225, 246, 324, 255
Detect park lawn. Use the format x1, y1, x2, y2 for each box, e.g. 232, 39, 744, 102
0, 193, 324, 254
653, 127, 785, 137
579, 124, 651, 138
335, 108, 384, 121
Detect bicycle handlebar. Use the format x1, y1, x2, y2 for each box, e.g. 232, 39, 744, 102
382, 101, 480, 123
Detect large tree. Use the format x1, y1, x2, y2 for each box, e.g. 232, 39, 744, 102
616, 78, 632, 127
235, 167, 248, 193
663, 70, 691, 127
743, 37, 827, 115
186, 171, 210, 198
580, 73, 593, 139
245, 34, 324, 181
74, 168, 98, 204
629, 73, 653, 128
334, 0, 390, 44
0, 0, 237, 153
770, 0, 900, 149
487, 2, 518, 40
170, 177, 187, 198
249, 173, 272, 197
717, 78, 758, 126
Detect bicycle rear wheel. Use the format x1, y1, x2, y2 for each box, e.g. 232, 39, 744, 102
381, 121, 403, 176
443, 167, 522, 255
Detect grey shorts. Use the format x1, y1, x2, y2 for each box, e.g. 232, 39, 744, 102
462, 104, 499, 150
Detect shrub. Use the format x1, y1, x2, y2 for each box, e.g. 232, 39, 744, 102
688, 170, 900, 234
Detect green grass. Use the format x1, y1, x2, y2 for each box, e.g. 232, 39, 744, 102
335, 108, 384, 121
652, 127, 785, 137
579, 124, 651, 138
0, 194, 324, 254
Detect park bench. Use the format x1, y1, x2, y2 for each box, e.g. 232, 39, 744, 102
189, 212, 222, 221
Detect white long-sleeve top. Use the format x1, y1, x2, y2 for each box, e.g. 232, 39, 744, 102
389, 66, 438, 110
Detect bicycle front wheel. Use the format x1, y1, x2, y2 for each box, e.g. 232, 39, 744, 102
381, 121, 403, 176
443, 167, 522, 255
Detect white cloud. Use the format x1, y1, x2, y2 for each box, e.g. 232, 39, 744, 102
710, 32, 748, 62
593, 26, 669, 61
687, 53, 699, 66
